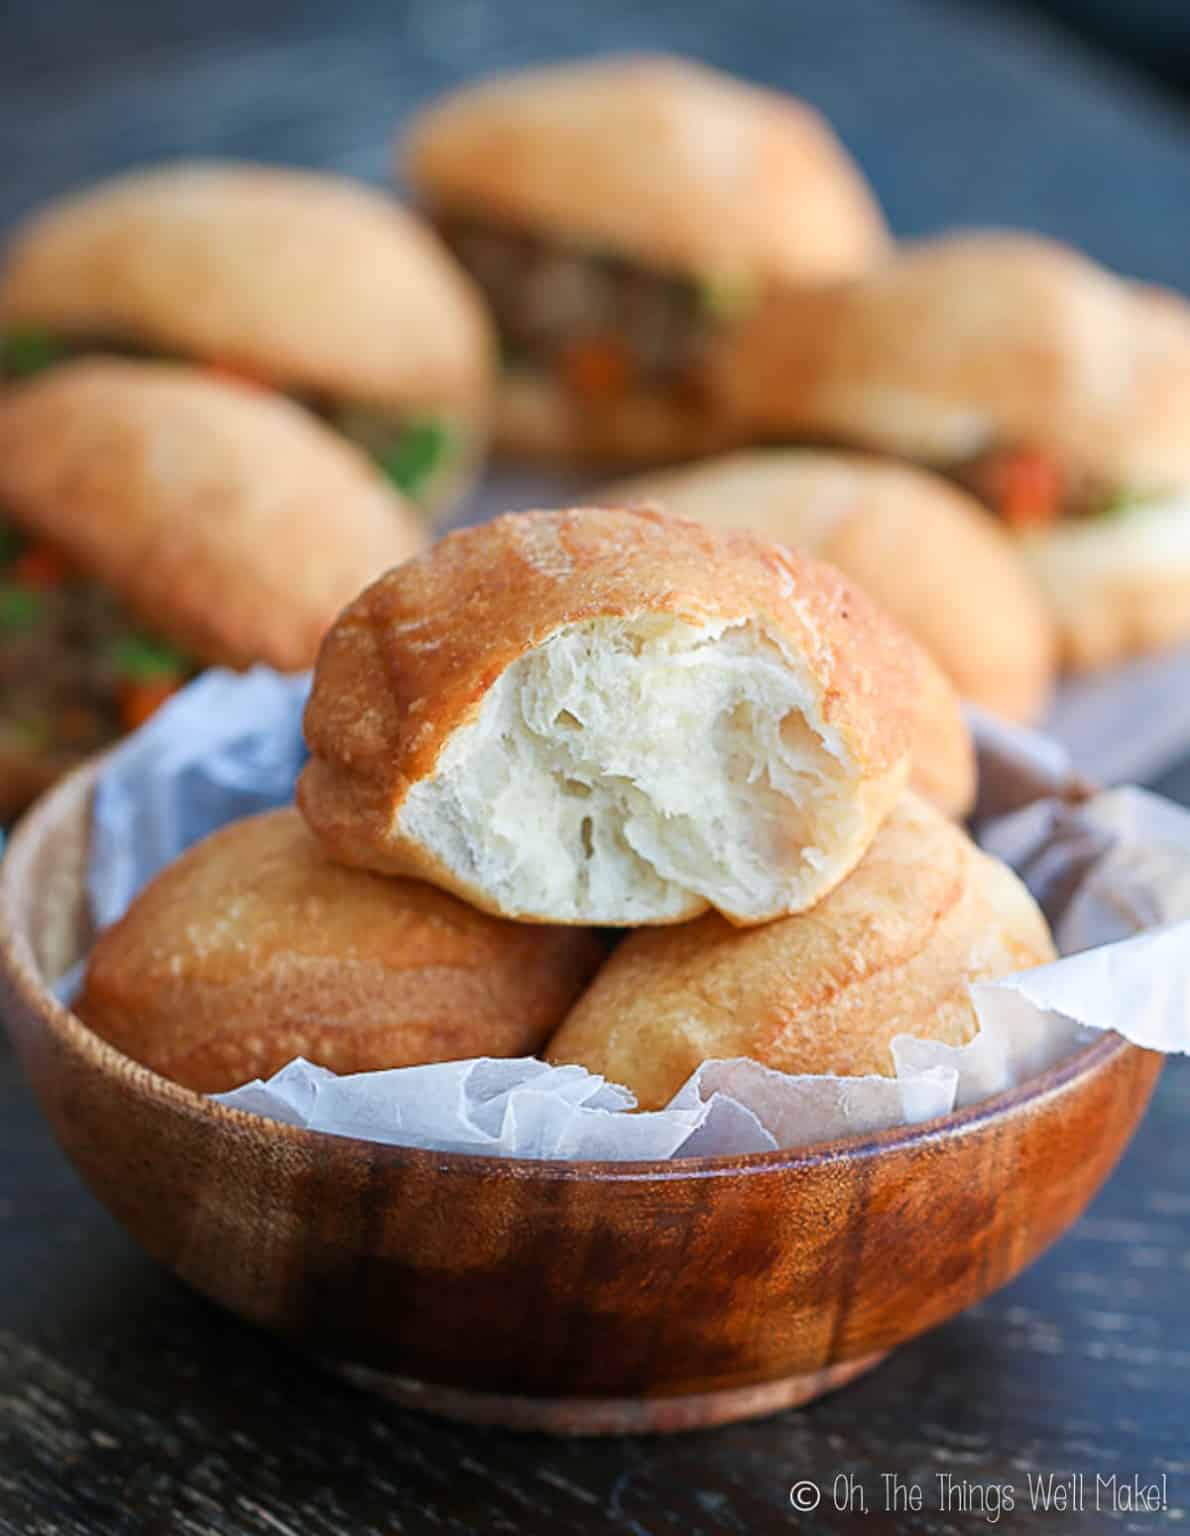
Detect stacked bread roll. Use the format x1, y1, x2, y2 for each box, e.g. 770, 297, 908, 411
79, 506, 1055, 1108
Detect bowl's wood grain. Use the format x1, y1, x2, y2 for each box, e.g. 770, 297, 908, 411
0, 761, 1164, 1431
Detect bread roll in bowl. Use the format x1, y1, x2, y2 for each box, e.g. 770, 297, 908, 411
298, 505, 933, 926
76, 809, 608, 1093
607, 451, 1056, 723
546, 793, 1057, 1109
907, 646, 976, 821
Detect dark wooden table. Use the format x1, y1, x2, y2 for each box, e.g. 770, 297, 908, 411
3, 1, 1190, 1530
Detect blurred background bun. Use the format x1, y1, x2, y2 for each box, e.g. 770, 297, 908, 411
712, 234, 1190, 670
0, 161, 495, 519
403, 55, 889, 465
0, 358, 424, 817
607, 449, 1057, 722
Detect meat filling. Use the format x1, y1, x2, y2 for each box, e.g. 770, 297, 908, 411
0, 330, 458, 503
952, 446, 1160, 529
0, 517, 194, 760
433, 212, 751, 407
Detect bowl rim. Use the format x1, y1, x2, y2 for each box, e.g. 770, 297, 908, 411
0, 756, 1142, 1186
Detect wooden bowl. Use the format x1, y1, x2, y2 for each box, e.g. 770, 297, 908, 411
0, 761, 1163, 1434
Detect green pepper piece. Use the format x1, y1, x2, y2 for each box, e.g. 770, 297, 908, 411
1, 713, 52, 750
695, 269, 759, 322
0, 584, 45, 631
498, 338, 533, 374
0, 329, 74, 380
1092, 485, 1168, 520
378, 418, 453, 498
110, 632, 190, 683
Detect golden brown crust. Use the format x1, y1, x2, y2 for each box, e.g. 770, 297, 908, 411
1, 161, 495, 415
76, 807, 609, 1093
908, 650, 976, 821
0, 358, 425, 671
404, 55, 890, 284
545, 793, 1056, 1109
298, 505, 921, 896
606, 450, 1056, 721
713, 232, 1190, 487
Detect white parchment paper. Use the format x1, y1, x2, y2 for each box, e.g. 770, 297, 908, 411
62, 668, 1190, 1161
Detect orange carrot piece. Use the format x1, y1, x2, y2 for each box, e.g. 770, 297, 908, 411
13, 542, 73, 587
974, 449, 1064, 529
118, 676, 182, 733
559, 337, 634, 403
204, 358, 270, 390
55, 705, 103, 746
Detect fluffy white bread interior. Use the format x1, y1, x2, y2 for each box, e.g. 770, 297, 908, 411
397, 612, 873, 925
